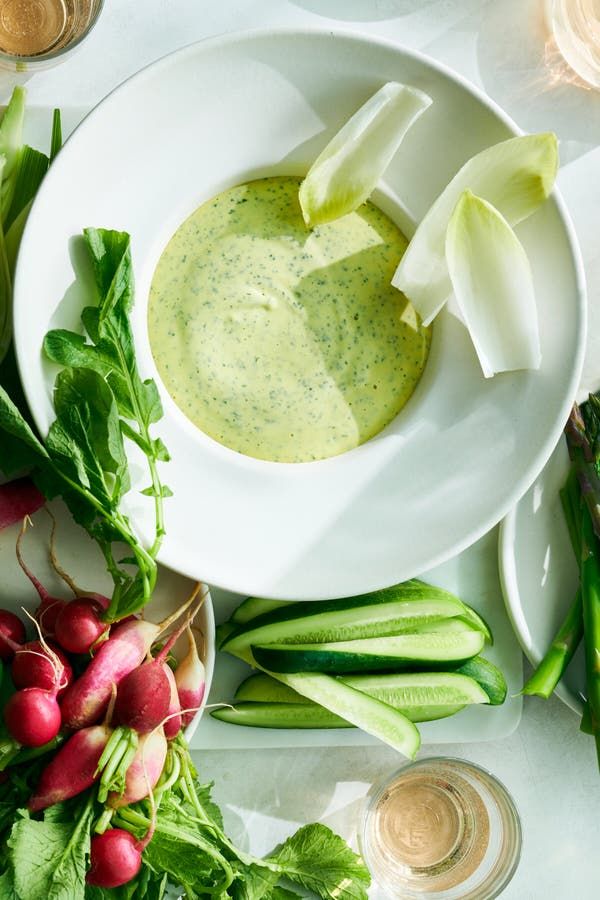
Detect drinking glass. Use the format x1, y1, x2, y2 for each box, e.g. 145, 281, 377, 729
0, 0, 103, 70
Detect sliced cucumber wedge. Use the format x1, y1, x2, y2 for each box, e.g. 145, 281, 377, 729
236, 670, 488, 710
252, 630, 485, 674
211, 699, 468, 729
222, 580, 468, 654
235, 673, 304, 704
216, 622, 237, 648
212, 702, 352, 729
456, 656, 507, 705
457, 606, 493, 644
275, 672, 421, 757
230, 597, 290, 625
342, 671, 489, 707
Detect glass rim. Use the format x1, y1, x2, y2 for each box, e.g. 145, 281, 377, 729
0, 0, 105, 66
359, 756, 522, 900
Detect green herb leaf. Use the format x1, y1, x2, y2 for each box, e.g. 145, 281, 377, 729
0, 383, 48, 476
267, 887, 303, 900
0, 867, 17, 898
52, 368, 130, 501
272, 824, 370, 900
84, 228, 133, 314
7, 797, 93, 900
142, 823, 233, 894
229, 864, 280, 900
50, 110, 62, 162
4, 145, 48, 232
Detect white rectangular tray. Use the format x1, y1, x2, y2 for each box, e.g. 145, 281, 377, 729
192, 527, 522, 749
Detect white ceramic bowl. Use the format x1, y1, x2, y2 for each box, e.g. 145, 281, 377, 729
13, 28, 586, 600
0, 498, 215, 738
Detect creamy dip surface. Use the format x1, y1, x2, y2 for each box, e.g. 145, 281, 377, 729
148, 176, 430, 463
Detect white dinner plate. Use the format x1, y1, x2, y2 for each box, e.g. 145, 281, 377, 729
14, 28, 586, 599
500, 439, 584, 714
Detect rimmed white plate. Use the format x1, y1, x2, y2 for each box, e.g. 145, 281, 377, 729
500, 439, 584, 714
14, 28, 586, 599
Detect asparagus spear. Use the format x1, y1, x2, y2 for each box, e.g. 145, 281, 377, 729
580, 701, 593, 735
522, 454, 584, 697
565, 402, 600, 542
522, 588, 583, 698
580, 506, 600, 766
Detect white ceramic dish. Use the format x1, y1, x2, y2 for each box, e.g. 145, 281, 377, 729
500, 439, 584, 714
0, 499, 215, 741
13, 28, 586, 600
195, 529, 522, 749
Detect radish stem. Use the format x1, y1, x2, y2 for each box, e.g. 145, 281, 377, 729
46, 508, 79, 596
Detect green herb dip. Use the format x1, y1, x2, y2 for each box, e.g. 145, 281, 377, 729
148, 176, 430, 463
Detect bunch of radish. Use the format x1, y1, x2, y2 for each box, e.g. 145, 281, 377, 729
0, 513, 207, 889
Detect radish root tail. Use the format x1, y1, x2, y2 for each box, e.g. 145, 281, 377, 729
45, 508, 81, 597
20, 607, 67, 692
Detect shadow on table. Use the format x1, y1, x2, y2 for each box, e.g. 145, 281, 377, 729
205, 744, 401, 853
288, 0, 437, 22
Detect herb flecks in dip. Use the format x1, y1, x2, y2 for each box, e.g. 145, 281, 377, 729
148, 176, 430, 463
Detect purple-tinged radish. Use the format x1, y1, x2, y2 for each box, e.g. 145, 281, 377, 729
60, 585, 203, 731
175, 626, 206, 726
107, 729, 168, 809
86, 829, 143, 888
11, 640, 72, 696
0, 479, 44, 531
28, 723, 112, 812
0, 609, 25, 660
4, 687, 61, 747
162, 664, 181, 739
54, 598, 109, 655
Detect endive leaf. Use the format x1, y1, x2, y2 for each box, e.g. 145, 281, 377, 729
392, 132, 558, 325
445, 190, 541, 379
299, 81, 432, 227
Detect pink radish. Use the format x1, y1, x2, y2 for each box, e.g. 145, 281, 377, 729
0, 610, 25, 661
15, 519, 67, 637
107, 729, 167, 809
4, 687, 61, 747
113, 661, 171, 734
36, 598, 67, 638
59, 585, 203, 731
11, 640, 72, 696
54, 598, 108, 655
86, 829, 143, 888
162, 664, 181, 739
59, 618, 159, 730
175, 626, 206, 726
113, 655, 171, 734
28, 723, 111, 812
0, 478, 44, 531
113, 599, 204, 735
